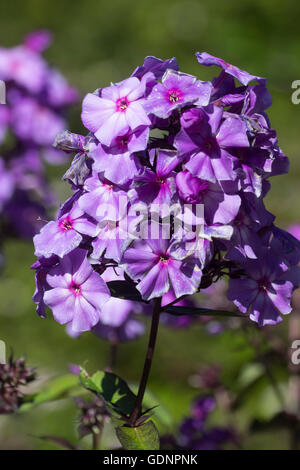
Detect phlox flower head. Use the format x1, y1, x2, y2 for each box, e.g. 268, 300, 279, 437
32, 51, 299, 331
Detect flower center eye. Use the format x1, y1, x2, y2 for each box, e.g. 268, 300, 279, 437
117, 135, 129, 148
159, 254, 169, 263
116, 97, 129, 112
59, 218, 73, 231
156, 177, 165, 184
168, 90, 181, 103
258, 277, 269, 291
70, 282, 81, 296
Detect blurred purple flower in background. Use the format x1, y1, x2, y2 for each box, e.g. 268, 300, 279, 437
162, 395, 235, 450
0, 30, 77, 246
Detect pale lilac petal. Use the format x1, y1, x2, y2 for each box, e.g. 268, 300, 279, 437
70, 296, 100, 332
123, 247, 157, 279
126, 102, 151, 129
81, 272, 110, 309
95, 112, 128, 146
217, 118, 249, 148
137, 262, 170, 300
81, 93, 114, 133
167, 260, 201, 298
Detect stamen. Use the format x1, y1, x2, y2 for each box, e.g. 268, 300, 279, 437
70, 282, 81, 296
168, 89, 182, 103
159, 254, 169, 264
116, 97, 129, 112
59, 218, 73, 231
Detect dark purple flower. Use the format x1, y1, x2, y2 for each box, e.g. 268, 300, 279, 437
133, 149, 180, 215
196, 52, 266, 86
175, 106, 249, 182
228, 245, 300, 326
176, 170, 241, 225
132, 56, 179, 81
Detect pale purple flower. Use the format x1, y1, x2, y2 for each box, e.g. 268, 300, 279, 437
0, 45, 47, 93
34, 204, 98, 258
81, 77, 151, 146
11, 97, 65, 146
78, 173, 129, 221
91, 216, 133, 263
44, 249, 110, 332
145, 70, 212, 118
122, 237, 202, 301
90, 126, 148, 185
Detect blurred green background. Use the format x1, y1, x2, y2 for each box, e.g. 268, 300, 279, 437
0, 0, 299, 450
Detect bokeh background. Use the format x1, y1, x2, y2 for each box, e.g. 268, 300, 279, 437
0, 0, 300, 449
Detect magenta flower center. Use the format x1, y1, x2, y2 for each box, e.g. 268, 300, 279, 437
69, 281, 82, 297
59, 217, 73, 232
116, 97, 129, 112
167, 89, 182, 103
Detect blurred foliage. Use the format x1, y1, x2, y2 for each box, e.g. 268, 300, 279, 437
0, 0, 300, 449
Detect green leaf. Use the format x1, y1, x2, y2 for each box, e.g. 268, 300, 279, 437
80, 368, 136, 416
107, 280, 145, 302
116, 420, 160, 450
163, 305, 242, 318
19, 374, 79, 412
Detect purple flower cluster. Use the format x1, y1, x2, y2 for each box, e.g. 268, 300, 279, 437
32, 52, 300, 332
0, 30, 77, 239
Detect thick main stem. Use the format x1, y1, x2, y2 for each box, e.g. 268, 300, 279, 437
129, 297, 162, 426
